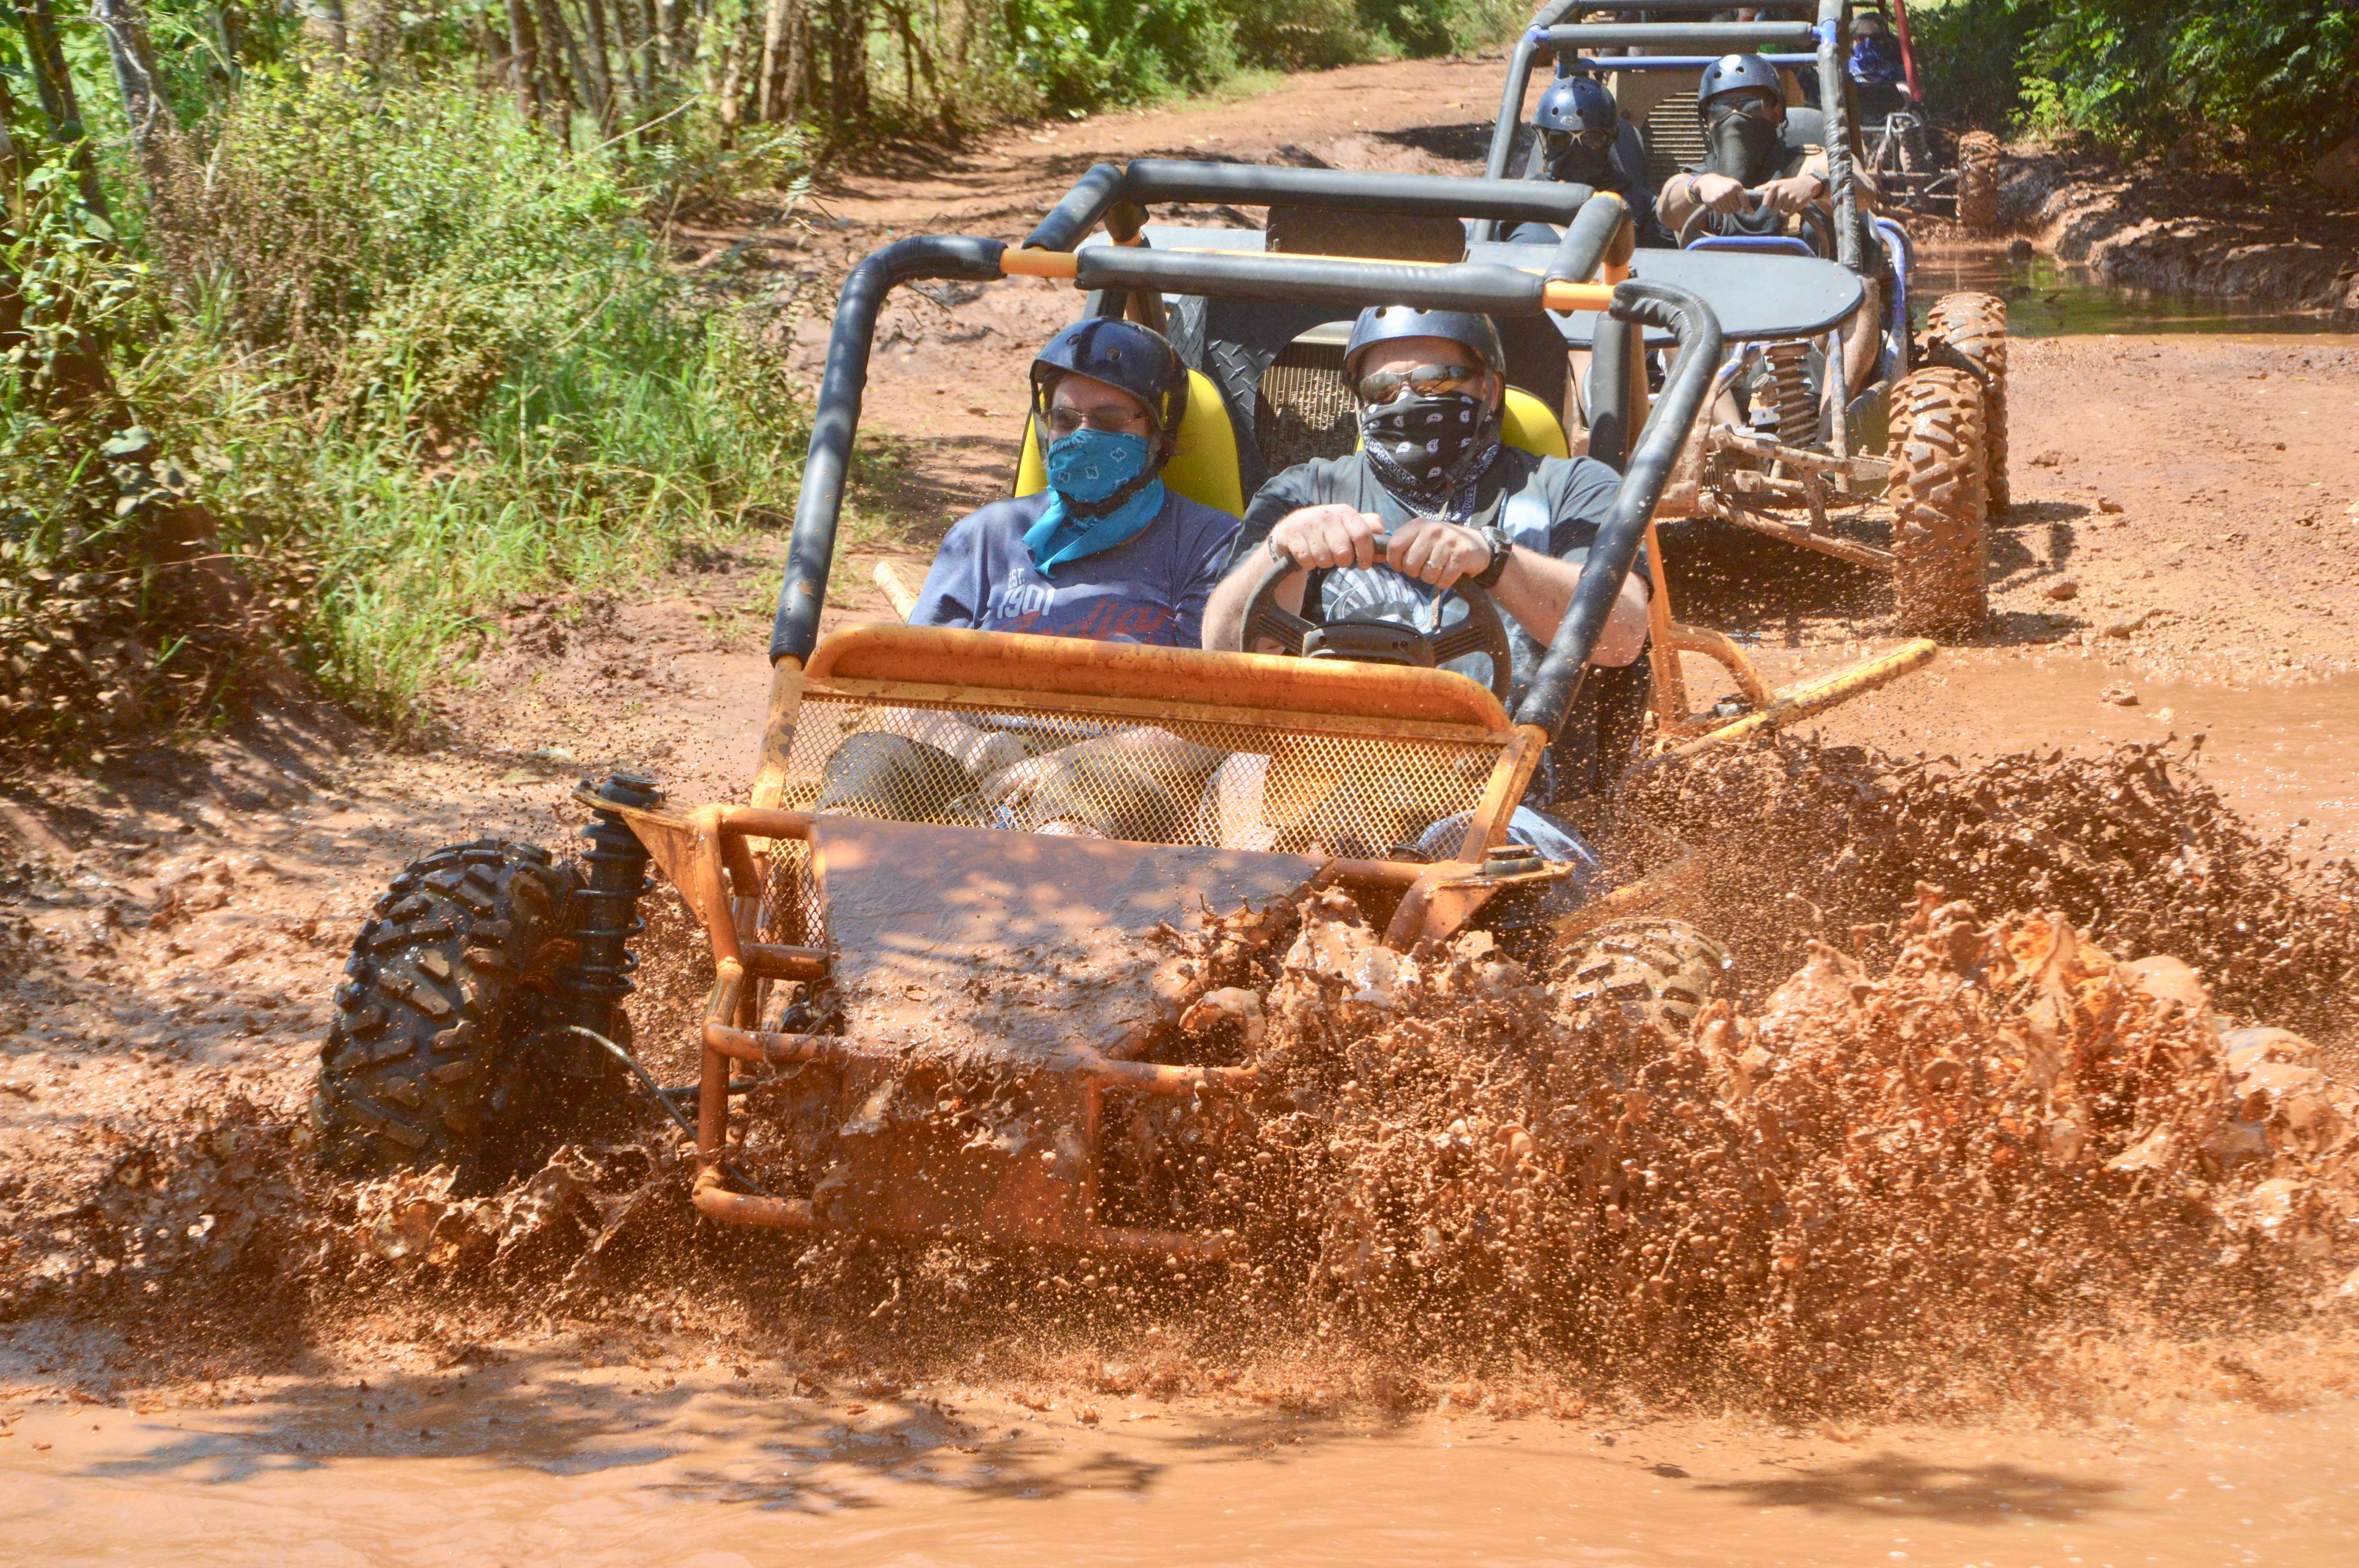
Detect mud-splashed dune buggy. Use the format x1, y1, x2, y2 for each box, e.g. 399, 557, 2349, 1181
312, 162, 1936, 1261
1489, 1, 2011, 636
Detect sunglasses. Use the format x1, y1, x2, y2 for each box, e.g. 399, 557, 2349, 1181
1357, 362, 1484, 405
1543, 127, 1617, 152
1045, 405, 1149, 437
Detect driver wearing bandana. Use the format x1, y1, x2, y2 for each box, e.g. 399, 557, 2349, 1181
1203, 306, 1653, 834
1654, 52, 1842, 240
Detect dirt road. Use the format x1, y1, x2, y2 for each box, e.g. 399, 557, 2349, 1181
7, 55, 2359, 1565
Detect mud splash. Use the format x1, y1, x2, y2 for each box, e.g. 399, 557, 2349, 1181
1623, 736, 2359, 1050
1172, 887, 2358, 1415
7, 741, 2357, 1424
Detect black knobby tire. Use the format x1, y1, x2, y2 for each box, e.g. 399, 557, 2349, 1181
1923, 291, 2011, 518
312, 838, 579, 1186
1885, 365, 1989, 634
1955, 131, 2000, 232
1549, 918, 1730, 1035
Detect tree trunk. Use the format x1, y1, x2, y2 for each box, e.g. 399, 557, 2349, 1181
757, 0, 793, 122
300, 0, 348, 53
655, 0, 681, 74
14, 0, 112, 218
90, 0, 182, 200
534, 0, 591, 138
577, 0, 619, 130
715, 36, 742, 146
505, 0, 545, 126
824, 0, 868, 125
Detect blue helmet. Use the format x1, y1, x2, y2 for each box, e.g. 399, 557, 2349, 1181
1029, 317, 1188, 448
1343, 306, 1504, 380
1533, 74, 1617, 135
1698, 53, 1785, 118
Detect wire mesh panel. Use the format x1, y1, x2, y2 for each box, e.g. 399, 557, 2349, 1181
756, 689, 1507, 949
1255, 339, 1357, 474
1644, 91, 1707, 191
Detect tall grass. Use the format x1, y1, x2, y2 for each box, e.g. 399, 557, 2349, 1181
132, 71, 808, 728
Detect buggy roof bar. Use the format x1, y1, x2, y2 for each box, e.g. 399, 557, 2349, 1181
1485, 0, 1862, 269
1026, 159, 1622, 285
770, 223, 1722, 745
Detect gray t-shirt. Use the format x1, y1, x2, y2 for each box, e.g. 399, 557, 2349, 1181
1226, 445, 1628, 698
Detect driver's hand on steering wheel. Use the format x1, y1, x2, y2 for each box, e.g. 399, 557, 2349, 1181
1758, 173, 1826, 215
1691, 171, 1747, 214
1266, 504, 1385, 572
1388, 515, 1496, 593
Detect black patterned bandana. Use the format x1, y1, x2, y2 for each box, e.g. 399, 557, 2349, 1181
1360, 392, 1501, 522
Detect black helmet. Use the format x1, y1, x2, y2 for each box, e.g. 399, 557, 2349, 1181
1028, 318, 1188, 448
1343, 306, 1505, 381
1533, 74, 1617, 135
1698, 53, 1785, 118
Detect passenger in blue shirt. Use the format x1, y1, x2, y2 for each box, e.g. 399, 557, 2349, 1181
816, 319, 1242, 838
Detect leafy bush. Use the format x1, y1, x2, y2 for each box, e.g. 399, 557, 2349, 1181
6, 68, 807, 744
145, 74, 809, 722
1911, 1, 2359, 167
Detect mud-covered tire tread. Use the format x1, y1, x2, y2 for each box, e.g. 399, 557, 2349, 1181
1955, 130, 2000, 232
311, 838, 578, 1184
1923, 291, 2010, 517
1550, 918, 1730, 1035
1885, 365, 1989, 634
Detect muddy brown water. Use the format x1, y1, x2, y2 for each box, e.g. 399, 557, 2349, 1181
1677, 642, 2359, 856
8, 1373, 2359, 1565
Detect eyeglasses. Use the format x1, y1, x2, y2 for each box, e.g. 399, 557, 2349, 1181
1542, 127, 1617, 153
1045, 405, 1149, 437
1357, 362, 1484, 406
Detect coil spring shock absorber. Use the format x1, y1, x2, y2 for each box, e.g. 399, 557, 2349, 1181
1763, 339, 1816, 448
552, 771, 664, 1088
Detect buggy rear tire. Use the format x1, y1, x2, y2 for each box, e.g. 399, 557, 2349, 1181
1549, 918, 1729, 1035
1885, 366, 1990, 635
1955, 131, 2000, 231
311, 839, 579, 1189
1923, 292, 2011, 517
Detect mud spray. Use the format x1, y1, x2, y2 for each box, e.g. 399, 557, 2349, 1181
6, 739, 2356, 1423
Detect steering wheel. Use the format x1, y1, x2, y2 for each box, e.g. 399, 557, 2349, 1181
1241, 533, 1517, 706
1679, 191, 1835, 259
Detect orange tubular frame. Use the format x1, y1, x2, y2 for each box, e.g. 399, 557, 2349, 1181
592, 626, 1564, 1256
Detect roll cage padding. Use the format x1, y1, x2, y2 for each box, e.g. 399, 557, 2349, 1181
1025, 161, 1616, 283
772, 235, 1005, 664
1513, 281, 1722, 739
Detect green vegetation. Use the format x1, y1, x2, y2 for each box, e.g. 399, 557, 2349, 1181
3, 0, 1533, 754
1914, 1, 2359, 168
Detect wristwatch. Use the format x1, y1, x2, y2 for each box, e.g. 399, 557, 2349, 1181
1470, 525, 1514, 590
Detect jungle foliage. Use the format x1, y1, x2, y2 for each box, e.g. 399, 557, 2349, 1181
1912, 0, 2359, 168
2, 0, 1531, 754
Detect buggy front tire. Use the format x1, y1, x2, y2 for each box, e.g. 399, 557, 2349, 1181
1885, 366, 1990, 635
1955, 131, 2000, 231
1549, 917, 1730, 1036
1923, 291, 2011, 517
311, 838, 580, 1190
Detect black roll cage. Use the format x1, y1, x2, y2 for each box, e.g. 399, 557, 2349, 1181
1484, 0, 1866, 272
768, 161, 1722, 750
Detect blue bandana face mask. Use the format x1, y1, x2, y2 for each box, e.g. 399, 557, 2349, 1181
1025, 427, 1167, 571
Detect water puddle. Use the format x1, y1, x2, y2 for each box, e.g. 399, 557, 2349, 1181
1675, 641, 2359, 856
7, 1374, 2359, 1565
1907, 245, 2345, 339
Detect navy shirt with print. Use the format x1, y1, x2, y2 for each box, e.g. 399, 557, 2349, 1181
909, 490, 1240, 648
